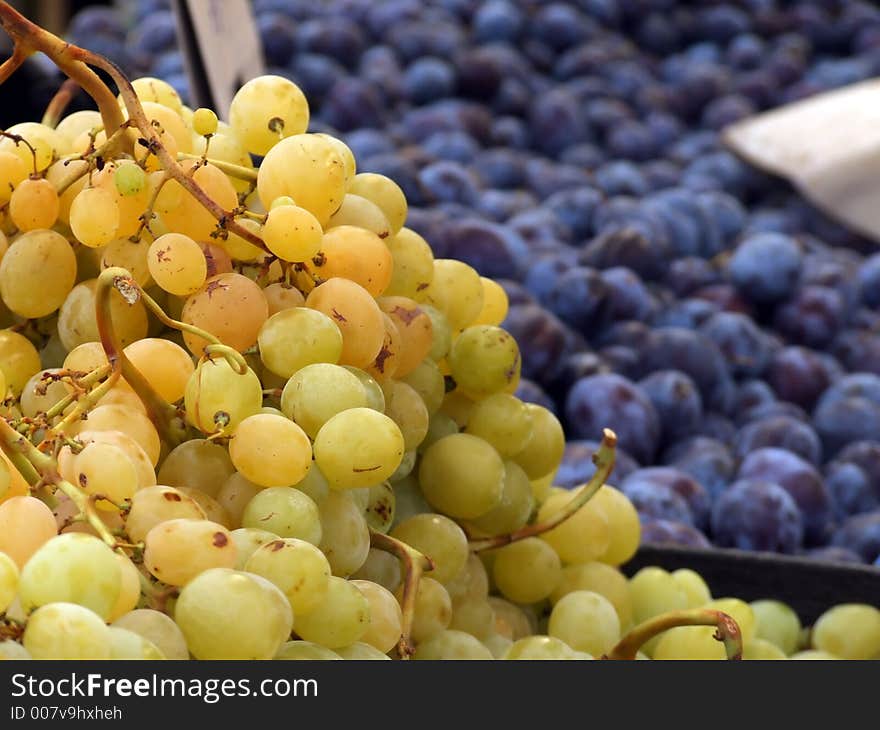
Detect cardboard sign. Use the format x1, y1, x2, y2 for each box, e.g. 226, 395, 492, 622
723, 78, 880, 243
171, 0, 265, 118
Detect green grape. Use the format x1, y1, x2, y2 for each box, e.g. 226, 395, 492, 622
419, 412, 460, 454
114, 162, 147, 196
388, 450, 416, 482
9, 177, 59, 231
72, 441, 139, 510
492, 538, 562, 604
242, 487, 322, 545
292, 465, 330, 503
421, 259, 484, 331
704, 598, 756, 643
107, 627, 166, 659
812, 604, 880, 660
143, 519, 236, 586
484, 633, 514, 659
192, 107, 218, 136
19, 534, 121, 619
653, 625, 730, 660
0, 229, 76, 318
327, 194, 391, 239
314, 408, 405, 489
0, 495, 64, 569
258, 307, 343, 378
449, 325, 520, 398
489, 597, 533, 640
511, 404, 565, 480
591, 486, 641, 567
351, 580, 403, 654
107, 554, 141, 623
245, 537, 331, 616
157, 439, 235, 498
537, 486, 610, 564
351, 549, 401, 594
550, 562, 633, 631
466, 461, 534, 537
629, 567, 688, 627
281, 363, 366, 438
548, 590, 620, 656
419, 433, 504, 519
184, 357, 263, 435
362, 481, 395, 534
229, 75, 309, 156
791, 650, 838, 660
275, 641, 341, 660
0, 640, 29, 659
449, 598, 495, 640
413, 630, 493, 660
347, 173, 407, 235
343, 366, 386, 412
335, 642, 391, 660
444, 552, 490, 604
175, 568, 293, 659
751, 600, 802, 656
257, 134, 346, 226
23, 603, 111, 659
465, 394, 533, 458
381, 380, 429, 451
400, 359, 445, 415
671, 569, 712, 608
112, 609, 189, 660
270, 196, 296, 209
229, 414, 312, 488
216, 473, 262, 529
57, 278, 148, 352
390, 473, 433, 526
318, 492, 370, 577
503, 636, 580, 660
293, 576, 371, 649
406, 577, 452, 644
384, 227, 434, 300
743, 638, 787, 660
262, 204, 323, 262
148, 233, 207, 296
389, 513, 468, 584
0, 551, 19, 613
19, 368, 71, 418
230, 528, 278, 570
421, 304, 451, 362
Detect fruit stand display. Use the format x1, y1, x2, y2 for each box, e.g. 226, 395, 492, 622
0, 0, 879, 662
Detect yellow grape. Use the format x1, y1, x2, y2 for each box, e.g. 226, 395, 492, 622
57, 278, 148, 352
245, 537, 330, 615
181, 273, 269, 355
381, 379, 429, 451
192, 107, 218, 137
492, 538, 562, 604
0, 329, 41, 396
106, 554, 141, 623
550, 562, 633, 630
326, 194, 391, 239
364, 312, 402, 381
472, 277, 509, 326
60, 430, 156, 491
123, 337, 195, 403
69, 186, 119, 247
377, 296, 434, 377
69, 403, 161, 466
0, 495, 56, 568
347, 173, 407, 235
184, 356, 263, 434
262, 204, 323, 263
229, 414, 312, 488
229, 75, 309, 156
317, 491, 371, 577
129, 77, 184, 114
0, 150, 27, 204
23, 603, 111, 660
101, 238, 153, 287
55, 110, 102, 146
160, 161, 237, 241
537, 486, 611, 564
351, 580, 402, 654
71, 441, 139, 510
511, 404, 565, 480
148, 233, 207, 296
449, 325, 521, 398
19, 368, 70, 417
312, 225, 393, 297
262, 282, 305, 316
421, 259, 484, 331
399, 358, 445, 415
258, 307, 343, 378
0, 229, 76, 318
157, 439, 235, 498
314, 133, 355, 186
143, 518, 236, 586
112, 608, 189, 660
383, 227, 434, 299
0, 122, 65, 172
220, 217, 264, 262
280, 363, 366, 438
0, 551, 19, 614
591, 486, 641, 567
124, 486, 207, 543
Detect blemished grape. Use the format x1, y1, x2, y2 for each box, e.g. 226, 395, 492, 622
245, 537, 331, 615
384, 227, 434, 300
71, 441, 139, 510
312, 225, 394, 297
229, 75, 309, 156
143, 519, 236, 586
449, 325, 521, 399
262, 204, 323, 263
148, 233, 208, 296
241, 487, 322, 546
57, 278, 148, 352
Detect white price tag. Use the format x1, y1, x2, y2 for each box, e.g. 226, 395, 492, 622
723, 78, 880, 243
171, 0, 265, 118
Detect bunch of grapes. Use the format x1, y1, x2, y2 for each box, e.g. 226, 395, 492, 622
0, 3, 872, 662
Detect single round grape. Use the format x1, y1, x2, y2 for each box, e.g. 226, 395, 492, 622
672, 569, 712, 609
19, 368, 71, 418
57, 278, 148, 352
143, 519, 236, 586
363, 481, 395, 534
419, 433, 504, 519
551, 562, 633, 630
511, 404, 565, 480
306, 278, 385, 369
413, 630, 493, 660
422, 259, 484, 331
351, 580, 403, 654
549, 590, 621, 656
241, 487, 322, 545
262, 204, 323, 263
275, 641, 341, 660
503, 635, 580, 660
129, 77, 184, 113
19, 533, 121, 619
0, 551, 19, 613
326, 194, 391, 239
0, 229, 76, 318
262, 282, 306, 316
538, 486, 610, 564
318, 492, 371, 577
257, 134, 346, 226
23, 603, 111, 659
466, 461, 534, 537
450, 325, 521, 398
377, 296, 434, 377
384, 227, 434, 300
465, 394, 533, 458
314, 408, 405, 489
72, 442, 139, 510
493, 538, 562, 604
591, 486, 641, 567
0, 496, 61, 568
229, 413, 312, 488
68, 186, 119, 248
181, 273, 268, 355
245, 537, 331, 616
114, 162, 147, 196
175, 568, 293, 659
812, 604, 880, 660
184, 357, 263, 435
107, 626, 166, 659
751, 600, 801, 656
347, 173, 407, 235
390, 513, 468, 584
157, 439, 235, 498
0, 330, 42, 396
343, 366, 386, 412
472, 277, 509, 326
148, 233, 208, 296
123, 337, 195, 404
280, 363, 366, 438
293, 576, 371, 649
125, 486, 206, 543
312, 225, 393, 297
112, 608, 189, 660
406, 576, 453, 644
9, 177, 59, 231
259, 307, 343, 379
229, 75, 309, 156
192, 107, 219, 136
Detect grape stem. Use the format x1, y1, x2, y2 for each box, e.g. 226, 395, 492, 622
467, 428, 618, 553
95, 267, 189, 447
41, 364, 113, 421
603, 609, 743, 661
370, 529, 434, 659
177, 152, 258, 182
41, 78, 79, 128
0, 414, 55, 484
40, 368, 121, 444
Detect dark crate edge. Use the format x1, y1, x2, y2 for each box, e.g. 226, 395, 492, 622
622, 544, 880, 625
